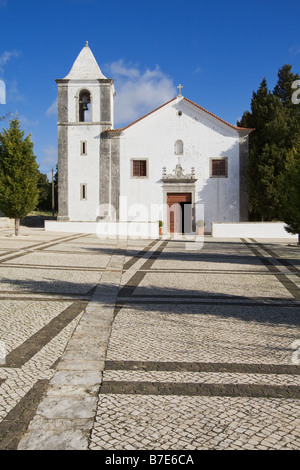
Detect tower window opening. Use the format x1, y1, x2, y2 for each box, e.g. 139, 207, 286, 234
81, 141, 87, 155
79, 90, 91, 122
81, 184, 87, 200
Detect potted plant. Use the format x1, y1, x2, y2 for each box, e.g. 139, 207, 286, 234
159, 220, 163, 235
196, 220, 205, 235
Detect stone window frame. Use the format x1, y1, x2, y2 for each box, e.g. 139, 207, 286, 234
80, 183, 87, 200
130, 158, 149, 179
209, 157, 228, 178
174, 139, 184, 155
80, 140, 88, 156
162, 183, 197, 234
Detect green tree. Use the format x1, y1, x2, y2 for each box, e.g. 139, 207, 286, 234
274, 64, 300, 147
239, 78, 288, 220
37, 172, 52, 211
0, 117, 39, 235
52, 164, 58, 215
274, 64, 300, 109
239, 66, 300, 221
280, 147, 300, 244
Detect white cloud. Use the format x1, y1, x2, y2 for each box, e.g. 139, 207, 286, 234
40, 145, 57, 168
289, 45, 300, 56
18, 114, 39, 127
46, 98, 58, 116
105, 60, 176, 127
0, 51, 25, 103
7, 80, 26, 102
108, 61, 140, 80
0, 50, 19, 66
0, 50, 20, 76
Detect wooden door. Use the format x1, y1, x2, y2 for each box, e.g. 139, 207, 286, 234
167, 193, 192, 233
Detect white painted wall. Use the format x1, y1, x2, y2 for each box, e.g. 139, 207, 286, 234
0, 216, 14, 229
212, 222, 298, 239
67, 81, 101, 221
45, 220, 159, 238
119, 97, 241, 231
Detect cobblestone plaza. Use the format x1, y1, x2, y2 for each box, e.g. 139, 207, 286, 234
0, 227, 299, 450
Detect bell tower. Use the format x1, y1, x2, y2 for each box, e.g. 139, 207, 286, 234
56, 42, 115, 221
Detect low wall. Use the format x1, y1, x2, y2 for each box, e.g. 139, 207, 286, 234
45, 220, 159, 239
0, 217, 14, 229
212, 222, 298, 239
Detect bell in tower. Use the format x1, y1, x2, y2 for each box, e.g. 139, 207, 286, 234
79, 90, 91, 122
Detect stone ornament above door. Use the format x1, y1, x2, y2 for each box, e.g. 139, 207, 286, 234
162, 163, 197, 184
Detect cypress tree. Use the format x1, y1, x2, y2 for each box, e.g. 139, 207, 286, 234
280, 146, 300, 244
239, 65, 300, 221
240, 79, 287, 220
274, 64, 300, 109
0, 117, 39, 235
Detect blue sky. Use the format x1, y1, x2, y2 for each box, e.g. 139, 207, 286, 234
0, 0, 300, 179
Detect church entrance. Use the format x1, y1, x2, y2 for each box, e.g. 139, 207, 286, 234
167, 193, 192, 233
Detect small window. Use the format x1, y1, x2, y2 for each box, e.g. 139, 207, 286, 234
175, 140, 183, 155
131, 160, 148, 178
210, 158, 228, 177
81, 141, 87, 156
80, 184, 87, 200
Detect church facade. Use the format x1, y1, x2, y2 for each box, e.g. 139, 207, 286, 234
54, 43, 252, 237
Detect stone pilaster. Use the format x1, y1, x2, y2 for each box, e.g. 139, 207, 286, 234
239, 131, 250, 222
56, 80, 69, 221
110, 136, 120, 221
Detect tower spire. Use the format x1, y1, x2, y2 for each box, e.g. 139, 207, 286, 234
64, 43, 106, 79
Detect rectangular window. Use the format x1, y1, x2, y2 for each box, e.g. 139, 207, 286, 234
80, 184, 87, 200
210, 158, 228, 177
131, 159, 148, 178
80, 141, 87, 156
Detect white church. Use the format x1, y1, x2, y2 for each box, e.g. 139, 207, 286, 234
47, 42, 253, 238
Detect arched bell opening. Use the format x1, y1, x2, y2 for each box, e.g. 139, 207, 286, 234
78, 89, 91, 122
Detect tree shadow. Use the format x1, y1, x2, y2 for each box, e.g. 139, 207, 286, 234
1, 277, 299, 327
21, 214, 57, 228
0, 277, 97, 296
84, 239, 300, 268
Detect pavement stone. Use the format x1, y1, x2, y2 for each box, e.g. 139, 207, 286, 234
0, 227, 299, 450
